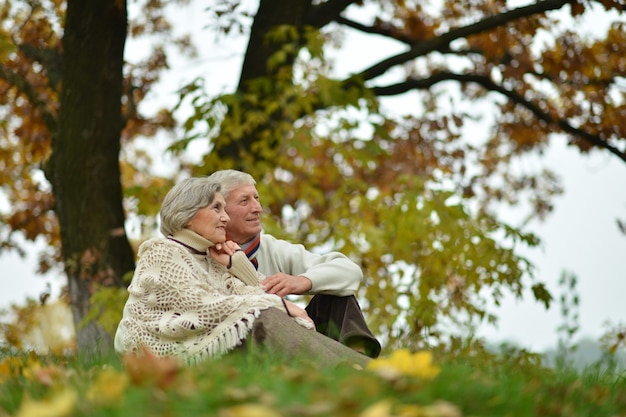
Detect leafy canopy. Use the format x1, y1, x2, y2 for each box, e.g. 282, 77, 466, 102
3, 0, 626, 348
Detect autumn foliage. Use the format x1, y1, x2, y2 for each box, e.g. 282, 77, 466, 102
1, 0, 625, 352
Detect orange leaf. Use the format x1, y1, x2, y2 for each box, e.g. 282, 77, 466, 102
123, 346, 180, 389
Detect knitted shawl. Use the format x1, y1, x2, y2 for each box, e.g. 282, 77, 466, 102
114, 229, 287, 364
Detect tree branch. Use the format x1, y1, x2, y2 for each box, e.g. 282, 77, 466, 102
335, 15, 415, 45
305, 0, 359, 28
0, 65, 58, 133
354, 0, 570, 82
372, 72, 626, 163
19, 43, 63, 90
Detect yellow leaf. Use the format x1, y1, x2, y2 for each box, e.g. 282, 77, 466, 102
86, 367, 129, 405
421, 400, 463, 417
0, 356, 22, 382
396, 404, 424, 417
15, 387, 77, 417
367, 349, 440, 380
22, 363, 66, 386
359, 399, 394, 417
218, 404, 283, 417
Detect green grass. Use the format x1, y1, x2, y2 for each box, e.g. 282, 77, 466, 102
1, 347, 625, 417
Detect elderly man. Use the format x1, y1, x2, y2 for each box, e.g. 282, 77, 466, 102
207, 169, 381, 358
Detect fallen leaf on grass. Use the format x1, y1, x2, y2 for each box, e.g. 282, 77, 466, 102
367, 350, 440, 380
360, 399, 463, 417
122, 346, 180, 389
0, 356, 23, 382
360, 399, 394, 417
282, 401, 336, 416
22, 363, 66, 386
419, 401, 462, 417
218, 403, 283, 417
14, 387, 77, 417
86, 367, 129, 405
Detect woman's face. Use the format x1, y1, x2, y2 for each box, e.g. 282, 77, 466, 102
187, 192, 230, 242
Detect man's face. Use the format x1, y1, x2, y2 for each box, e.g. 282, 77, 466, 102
224, 184, 263, 244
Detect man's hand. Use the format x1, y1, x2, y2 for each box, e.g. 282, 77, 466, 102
261, 273, 312, 297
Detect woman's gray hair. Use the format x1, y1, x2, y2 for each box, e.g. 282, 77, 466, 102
207, 169, 256, 199
159, 177, 221, 237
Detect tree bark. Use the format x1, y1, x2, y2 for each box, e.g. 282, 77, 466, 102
48, 0, 135, 356
213, 0, 311, 166
214, 0, 358, 168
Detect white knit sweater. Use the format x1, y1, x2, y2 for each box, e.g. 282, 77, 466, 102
114, 229, 293, 364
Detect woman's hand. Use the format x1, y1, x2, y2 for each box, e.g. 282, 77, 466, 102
283, 300, 316, 330
208, 240, 242, 267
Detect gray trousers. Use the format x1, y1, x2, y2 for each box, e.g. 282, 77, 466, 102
245, 307, 371, 368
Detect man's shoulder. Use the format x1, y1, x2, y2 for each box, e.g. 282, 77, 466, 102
260, 233, 308, 254
260, 233, 290, 246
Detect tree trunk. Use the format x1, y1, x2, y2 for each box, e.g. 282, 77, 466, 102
48, 0, 135, 356
212, 0, 355, 170
214, 0, 311, 167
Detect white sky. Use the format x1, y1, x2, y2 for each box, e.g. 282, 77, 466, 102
477, 144, 626, 351
1, 1, 625, 353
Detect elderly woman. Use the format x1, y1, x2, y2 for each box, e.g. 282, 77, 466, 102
114, 177, 369, 367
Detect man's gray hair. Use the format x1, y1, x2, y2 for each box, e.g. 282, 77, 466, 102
159, 177, 221, 237
206, 169, 256, 199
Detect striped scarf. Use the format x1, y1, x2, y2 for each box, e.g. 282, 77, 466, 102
239, 233, 261, 270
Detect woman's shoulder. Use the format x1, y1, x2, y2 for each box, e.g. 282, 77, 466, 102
134, 238, 207, 282
137, 237, 180, 256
